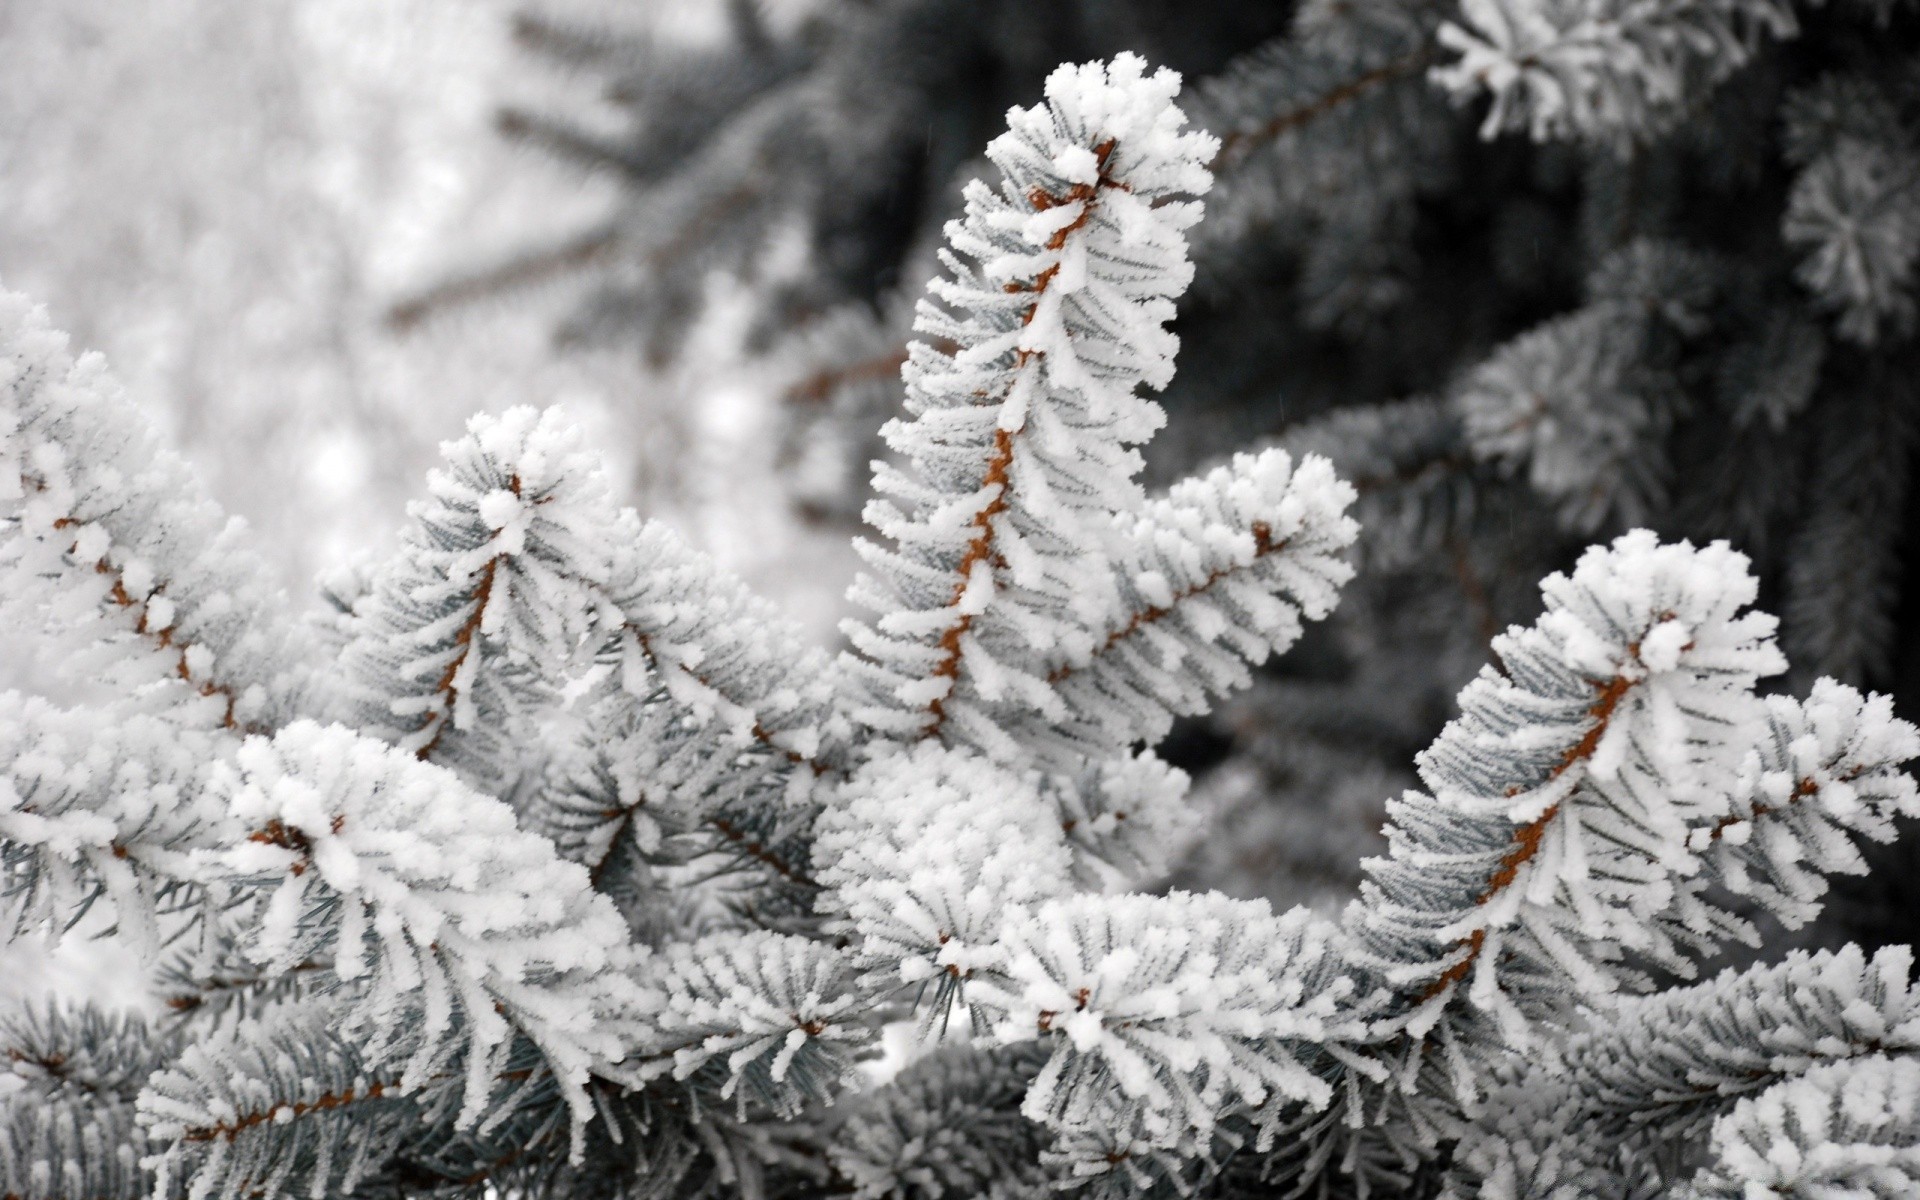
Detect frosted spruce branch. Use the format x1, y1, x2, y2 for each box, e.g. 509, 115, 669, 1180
1435, 0, 1797, 145
0, 696, 233, 954
842, 53, 1218, 750
0, 292, 318, 732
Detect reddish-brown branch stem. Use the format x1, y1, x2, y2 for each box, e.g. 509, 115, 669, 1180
413, 557, 498, 761
182, 1079, 394, 1143
785, 348, 911, 406
1702, 766, 1867, 842
623, 626, 827, 775
414, 475, 521, 762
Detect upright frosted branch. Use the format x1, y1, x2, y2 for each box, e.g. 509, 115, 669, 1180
339, 406, 621, 792
841, 53, 1217, 751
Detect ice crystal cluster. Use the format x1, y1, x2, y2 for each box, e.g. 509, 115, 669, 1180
5, 49, 1920, 1200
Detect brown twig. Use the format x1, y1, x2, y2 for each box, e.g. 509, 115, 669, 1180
387, 228, 619, 332
182, 1080, 394, 1143
623, 626, 827, 775
41, 507, 253, 732
709, 817, 819, 890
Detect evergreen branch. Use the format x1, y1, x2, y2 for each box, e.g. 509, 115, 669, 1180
1353, 532, 1788, 1046
914, 139, 1123, 737
1415, 664, 1638, 1004
972, 892, 1377, 1165
1435, 0, 1798, 145
1029, 450, 1357, 765
0, 695, 232, 953
1211, 44, 1439, 173
0, 290, 318, 731
634, 931, 867, 1118
816, 741, 1075, 1017
842, 54, 1218, 752
1670, 680, 1920, 947
3, 1088, 151, 1200
783, 346, 911, 407
708, 817, 820, 891
1684, 1054, 1920, 1197
140, 1004, 426, 1200
340, 407, 620, 791
496, 109, 655, 180
1055, 520, 1285, 685
208, 723, 650, 1130
825, 1043, 1051, 1200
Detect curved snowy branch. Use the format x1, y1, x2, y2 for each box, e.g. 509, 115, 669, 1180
0, 290, 318, 731
208, 722, 649, 1131
1353, 531, 1787, 1040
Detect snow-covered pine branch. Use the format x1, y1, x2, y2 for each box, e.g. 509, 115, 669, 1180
1435, 0, 1798, 145
6, 43, 1920, 1200
139, 1002, 429, 1200
0, 290, 317, 731
206, 723, 648, 1133
0, 694, 232, 955
973, 891, 1376, 1177
1679, 680, 1920, 943
816, 741, 1072, 1021
1034, 449, 1358, 765
1684, 1054, 1920, 1198
840, 52, 1220, 755
1353, 532, 1788, 1041
2, 1004, 169, 1200
630, 930, 866, 1118
536, 516, 841, 906
1448, 944, 1920, 1195
339, 407, 621, 792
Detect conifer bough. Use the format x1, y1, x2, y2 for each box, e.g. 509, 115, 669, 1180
4, 50, 1919, 1200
